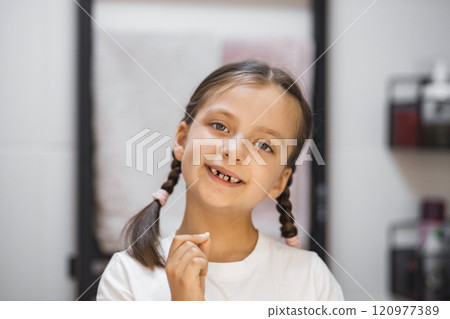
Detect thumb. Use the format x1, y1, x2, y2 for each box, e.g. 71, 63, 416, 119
168, 232, 210, 258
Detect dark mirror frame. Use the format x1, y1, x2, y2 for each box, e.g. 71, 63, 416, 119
73, 0, 328, 300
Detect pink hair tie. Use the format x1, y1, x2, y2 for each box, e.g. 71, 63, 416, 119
285, 234, 301, 249
152, 189, 169, 207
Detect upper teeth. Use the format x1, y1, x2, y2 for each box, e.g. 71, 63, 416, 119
209, 167, 241, 184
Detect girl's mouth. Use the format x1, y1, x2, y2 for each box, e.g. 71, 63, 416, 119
205, 165, 244, 187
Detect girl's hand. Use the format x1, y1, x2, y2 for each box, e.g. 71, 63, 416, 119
166, 232, 211, 301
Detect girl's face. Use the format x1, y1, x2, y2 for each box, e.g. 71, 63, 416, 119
173, 84, 301, 212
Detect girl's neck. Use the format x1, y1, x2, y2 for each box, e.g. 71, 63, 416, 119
175, 200, 259, 263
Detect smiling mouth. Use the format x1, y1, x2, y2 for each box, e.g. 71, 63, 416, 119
207, 165, 243, 184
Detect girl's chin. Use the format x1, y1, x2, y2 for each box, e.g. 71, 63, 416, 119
200, 196, 230, 208
196, 191, 236, 208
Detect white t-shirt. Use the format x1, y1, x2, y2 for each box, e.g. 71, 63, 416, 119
97, 229, 345, 301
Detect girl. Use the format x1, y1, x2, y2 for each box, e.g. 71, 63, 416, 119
97, 60, 344, 301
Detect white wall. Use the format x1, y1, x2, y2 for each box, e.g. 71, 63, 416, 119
328, 0, 450, 300
0, 0, 76, 300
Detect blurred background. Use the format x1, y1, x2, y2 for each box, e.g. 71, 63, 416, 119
1, 0, 449, 301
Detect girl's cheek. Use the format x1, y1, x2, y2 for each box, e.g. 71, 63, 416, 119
202, 145, 222, 161
189, 139, 221, 163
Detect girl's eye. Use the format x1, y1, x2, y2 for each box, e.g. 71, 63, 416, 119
255, 140, 273, 153
210, 122, 229, 133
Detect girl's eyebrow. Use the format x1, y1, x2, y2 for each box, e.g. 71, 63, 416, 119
205, 107, 237, 120
206, 107, 282, 138
252, 125, 282, 139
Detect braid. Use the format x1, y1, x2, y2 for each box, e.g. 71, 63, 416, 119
123, 151, 182, 270
276, 166, 298, 239
160, 156, 182, 195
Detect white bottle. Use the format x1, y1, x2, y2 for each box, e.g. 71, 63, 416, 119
422, 59, 450, 123
421, 226, 447, 300
421, 59, 450, 147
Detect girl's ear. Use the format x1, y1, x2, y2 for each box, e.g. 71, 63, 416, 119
173, 121, 188, 162
267, 167, 292, 200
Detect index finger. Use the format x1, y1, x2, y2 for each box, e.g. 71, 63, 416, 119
168, 233, 210, 258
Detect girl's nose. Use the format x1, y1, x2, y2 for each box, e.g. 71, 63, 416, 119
222, 137, 246, 164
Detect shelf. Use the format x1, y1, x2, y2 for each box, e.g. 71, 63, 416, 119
388, 75, 450, 150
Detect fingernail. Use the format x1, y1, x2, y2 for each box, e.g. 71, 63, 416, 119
198, 232, 210, 238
